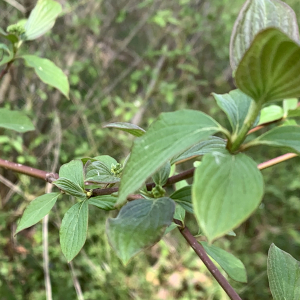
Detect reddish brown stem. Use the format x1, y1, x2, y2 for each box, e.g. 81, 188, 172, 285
174, 219, 242, 300
0, 61, 13, 81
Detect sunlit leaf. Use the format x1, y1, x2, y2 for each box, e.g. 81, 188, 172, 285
258, 105, 283, 125
21, 55, 69, 99
0, 108, 34, 132
59, 160, 84, 189
53, 177, 86, 200
16, 192, 60, 234
268, 243, 300, 300
230, 0, 299, 71
193, 151, 264, 242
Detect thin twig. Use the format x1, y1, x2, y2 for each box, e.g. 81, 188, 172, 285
68, 261, 84, 300
257, 153, 297, 170
3, 0, 26, 13
174, 219, 242, 300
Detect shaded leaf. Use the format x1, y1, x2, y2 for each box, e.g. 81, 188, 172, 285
21, 55, 69, 99
193, 151, 264, 242
106, 197, 175, 264
247, 125, 300, 153
0, 43, 10, 55
230, 0, 299, 71
170, 185, 193, 214
117, 110, 222, 205
268, 243, 300, 300
165, 205, 185, 235
59, 160, 84, 189
201, 242, 247, 283
152, 161, 171, 186
236, 28, 300, 103
0, 108, 34, 132
104, 122, 146, 137
23, 0, 62, 41
60, 201, 88, 262
171, 136, 226, 165
258, 105, 283, 125
85, 161, 120, 183
53, 177, 86, 200
88, 195, 117, 211
16, 192, 59, 234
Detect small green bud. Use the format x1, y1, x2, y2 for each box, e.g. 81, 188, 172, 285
7, 23, 25, 36
151, 185, 166, 198
111, 163, 123, 176
86, 191, 93, 198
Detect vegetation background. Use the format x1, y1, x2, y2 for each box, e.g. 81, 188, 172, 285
1, 0, 300, 299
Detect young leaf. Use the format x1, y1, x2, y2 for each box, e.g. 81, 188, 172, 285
53, 178, 86, 200
0, 108, 34, 132
212, 89, 257, 134
59, 160, 84, 189
268, 243, 300, 300
117, 110, 222, 206
200, 242, 247, 283
246, 125, 300, 153
152, 161, 171, 186
104, 122, 146, 137
258, 105, 283, 125
23, 0, 62, 41
88, 195, 117, 211
287, 108, 300, 118
20, 55, 69, 99
170, 185, 193, 214
16, 192, 60, 234
0, 43, 11, 56
230, 0, 299, 71
106, 197, 175, 264
283, 98, 298, 117
165, 205, 185, 235
170, 136, 226, 165
193, 151, 264, 242
236, 28, 300, 103
60, 201, 89, 262
85, 161, 120, 183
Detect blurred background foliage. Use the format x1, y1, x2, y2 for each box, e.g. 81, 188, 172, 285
1, 0, 300, 299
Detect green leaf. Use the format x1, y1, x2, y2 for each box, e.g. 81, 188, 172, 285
0, 27, 19, 44
247, 125, 300, 153
53, 178, 86, 200
16, 192, 59, 234
200, 242, 247, 283
192, 151, 264, 242
268, 243, 300, 300
152, 161, 171, 186
106, 197, 175, 264
117, 110, 222, 205
0, 108, 34, 132
170, 185, 193, 214
236, 28, 300, 103
165, 205, 185, 235
258, 105, 283, 125
21, 55, 69, 99
287, 108, 300, 118
0, 43, 11, 56
60, 201, 88, 262
85, 161, 120, 183
59, 160, 84, 189
104, 122, 146, 137
230, 0, 299, 71
283, 98, 298, 117
88, 195, 117, 211
171, 136, 226, 165
23, 0, 62, 41
212, 89, 257, 134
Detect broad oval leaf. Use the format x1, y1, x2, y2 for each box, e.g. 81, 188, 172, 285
247, 125, 300, 153
53, 177, 86, 200
59, 160, 84, 189
106, 197, 175, 264
23, 0, 62, 41
117, 110, 222, 205
85, 161, 120, 183
236, 28, 300, 103
16, 192, 60, 234
0, 108, 34, 132
88, 195, 117, 211
212, 89, 257, 134
192, 151, 264, 242
268, 243, 300, 300
170, 185, 193, 214
200, 242, 247, 283
60, 201, 89, 262
258, 105, 283, 125
104, 122, 146, 137
171, 136, 226, 165
230, 0, 299, 71
21, 55, 69, 99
